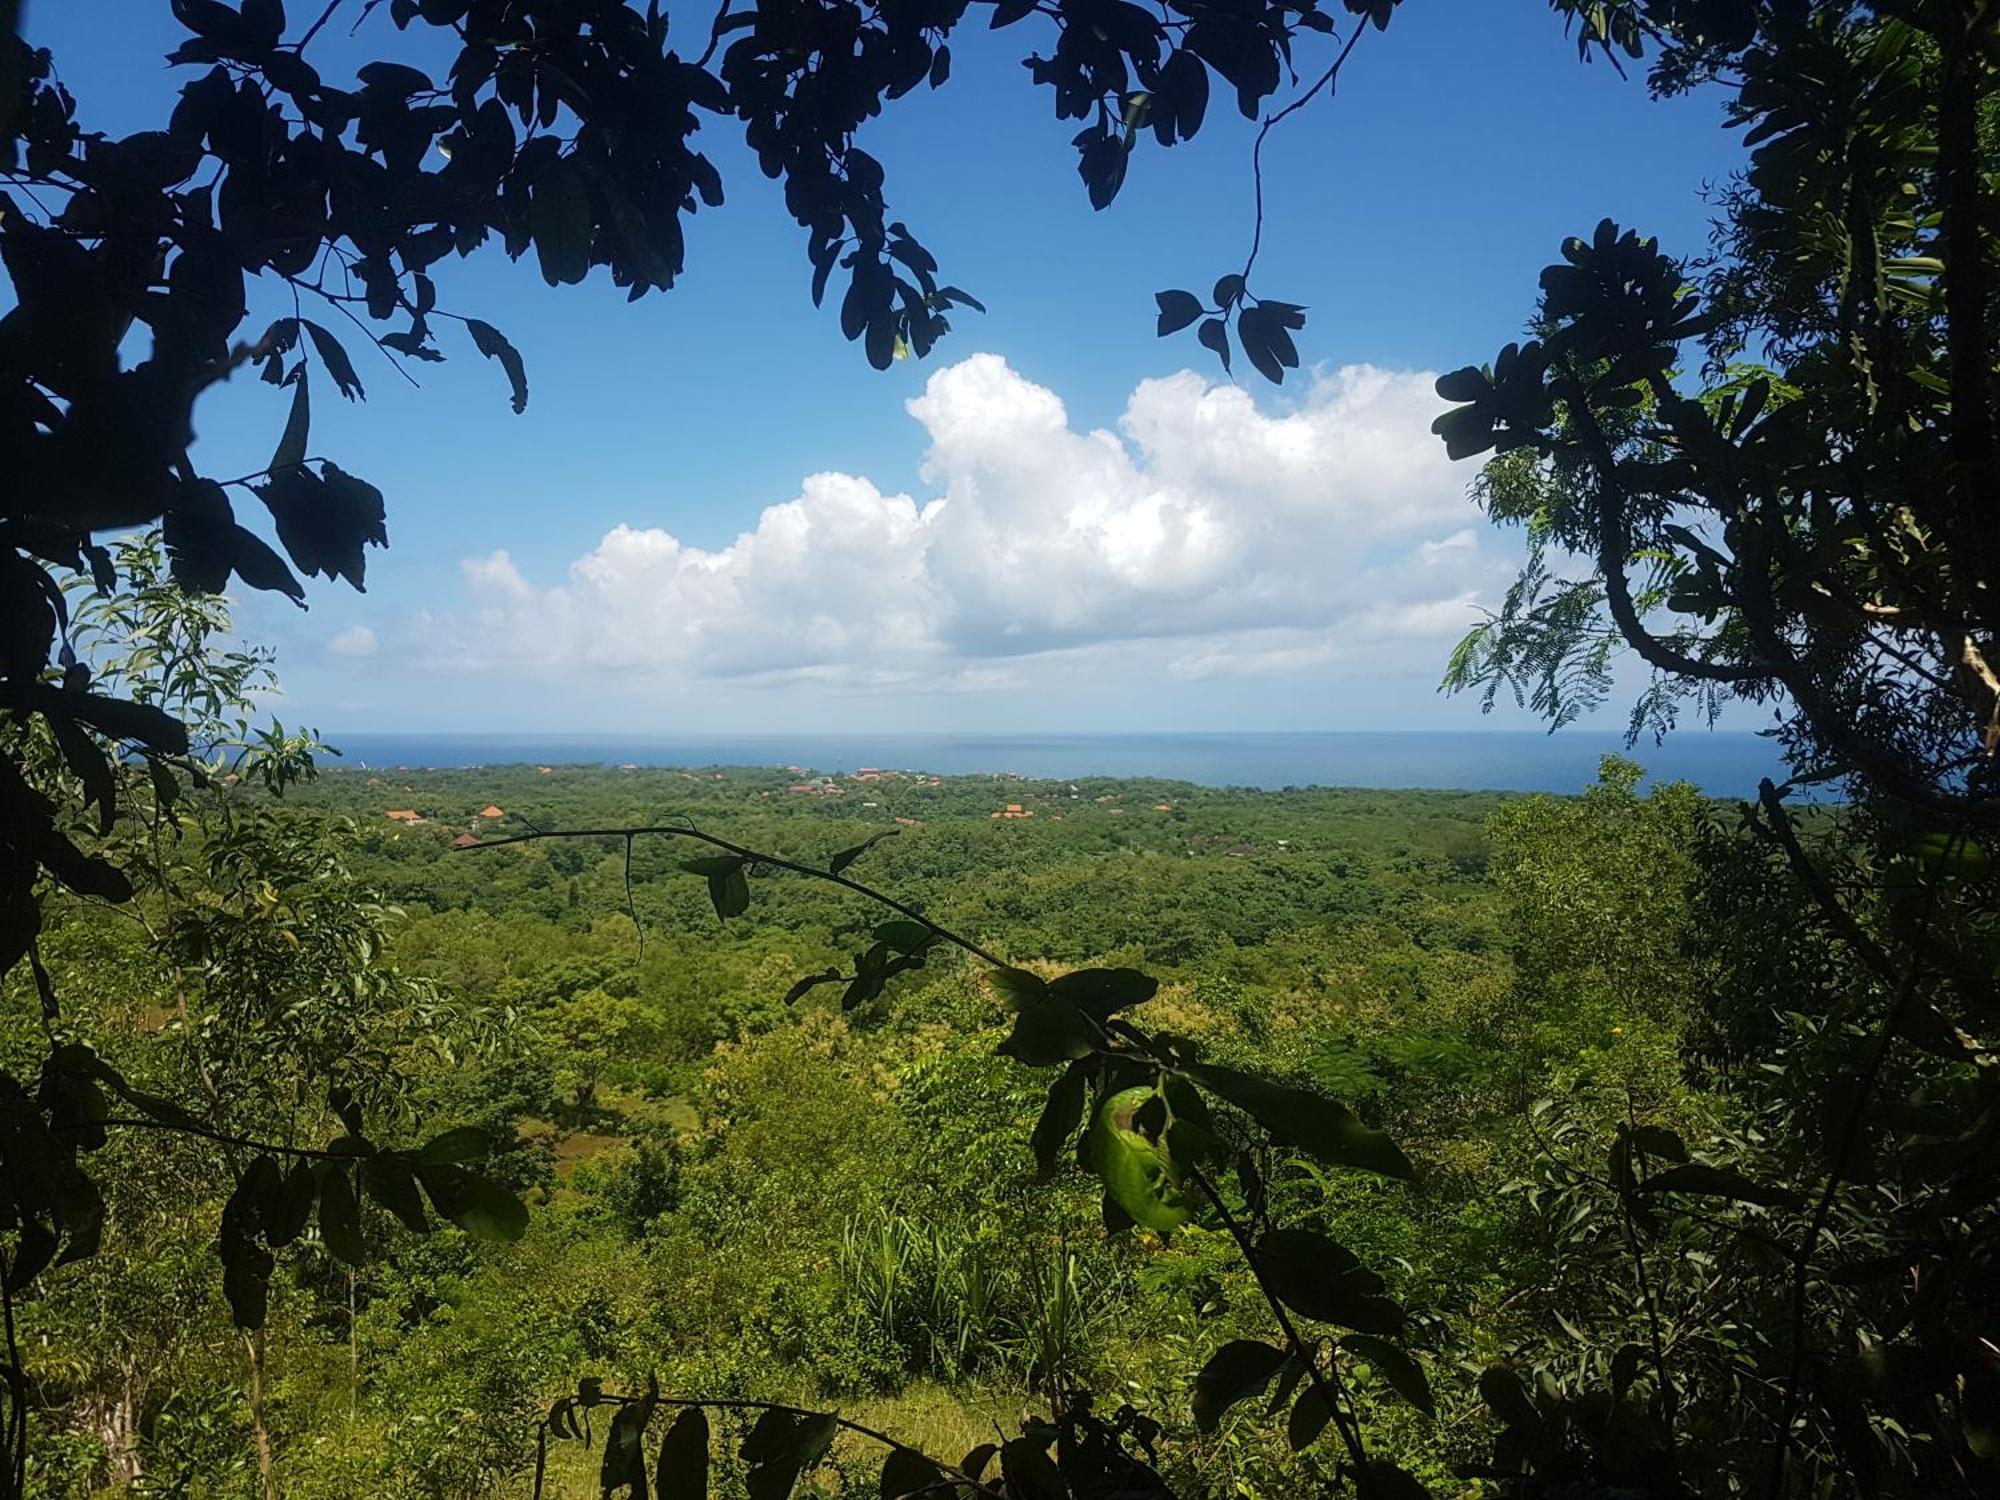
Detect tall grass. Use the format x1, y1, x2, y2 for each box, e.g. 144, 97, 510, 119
836, 1210, 1113, 1394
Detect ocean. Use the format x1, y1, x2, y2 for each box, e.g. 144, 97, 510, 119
324, 730, 1793, 798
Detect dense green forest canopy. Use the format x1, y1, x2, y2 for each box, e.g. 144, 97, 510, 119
13, 619, 1728, 1497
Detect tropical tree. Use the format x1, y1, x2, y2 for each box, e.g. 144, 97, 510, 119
1438, 2, 2000, 1493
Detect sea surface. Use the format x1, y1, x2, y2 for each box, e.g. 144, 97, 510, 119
326, 730, 1793, 798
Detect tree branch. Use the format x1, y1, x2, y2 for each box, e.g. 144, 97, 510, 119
454, 824, 1010, 969
1184, 1164, 1378, 1496
1241, 20, 1368, 287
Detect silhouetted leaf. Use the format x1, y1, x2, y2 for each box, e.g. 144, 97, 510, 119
1342, 1335, 1433, 1415
657, 1407, 710, 1500
742, 1408, 838, 1500
999, 1437, 1067, 1500
271, 366, 310, 470
1358, 1462, 1430, 1500
1196, 317, 1230, 372
48, 714, 114, 835
318, 1166, 365, 1266
830, 830, 898, 874
710, 866, 750, 919
681, 856, 750, 918
1627, 1125, 1688, 1161
1257, 1228, 1402, 1333
412, 1125, 499, 1163
1641, 1162, 1802, 1208
268, 1162, 317, 1247
987, 967, 1047, 1008
530, 157, 594, 286
1286, 1384, 1332, 1450
879, 1446, 940, 1500
1477, 1367, 1541, 1432
1193, 1340, 1287, 1431
465, 318, 529, 413
680, 856, 743, 877
1155, 290, 1202, 336
998, 995, 1094, 1067
1031, 1059, 1091, 1180
873, 920, 933, 954
301, 319, 364, 400
362, 1158, 429, 1233
1048, 967, 1156, 1018
1186, 1064, 1412, 1179
603, 1378, 658, 1498
416, 1163, 529, 1240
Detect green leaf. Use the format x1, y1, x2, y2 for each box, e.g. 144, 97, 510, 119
1087, 1086, 1191, 1231
1030, 1060, 1090, 1180
1342, 1335, 1434, 1415
1641, 1162, 1803, 1208
1186, 1064, 1412, 1180
1192, 1340, 1288, 1432
318, 1166, 365, 1267
998, 996, 1094, 1067
656, 1407, 710, 1500
1257, 1229, 1403, 1334
986, 967, 1047, 1008
416, 1163, 529, 1241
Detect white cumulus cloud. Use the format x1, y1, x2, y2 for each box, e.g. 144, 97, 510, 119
418, 355, 1503, 691
328, 624, 378, 659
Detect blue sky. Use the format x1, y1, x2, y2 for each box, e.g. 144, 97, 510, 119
26, 0, 1748, 735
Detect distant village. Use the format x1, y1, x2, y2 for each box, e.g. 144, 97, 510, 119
364, 764, 1204, 842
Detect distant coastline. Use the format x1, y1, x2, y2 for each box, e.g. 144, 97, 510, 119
322, 729, 1791, 798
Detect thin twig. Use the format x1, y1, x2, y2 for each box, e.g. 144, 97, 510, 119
534, 1394, 1007, 1500
1240, 21, 1368, 287
295, 0, 343, 51
1184, 1164, 1378, 1497
79, 1116, 357, 1162
455, 825, 1010, 968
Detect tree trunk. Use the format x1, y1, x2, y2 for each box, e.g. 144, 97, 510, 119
243, 1330, 278, 1500
92, 1377, 144, 1489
